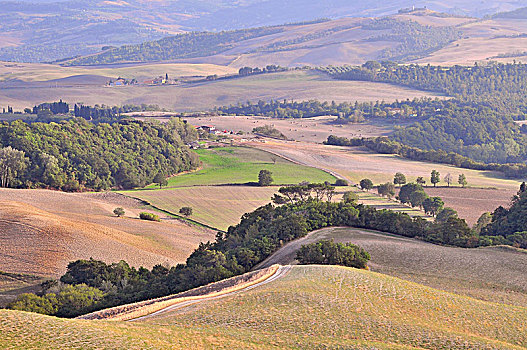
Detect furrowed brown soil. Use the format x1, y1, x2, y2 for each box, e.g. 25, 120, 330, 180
0, 189, 215, 277
258, 227, 527, 307
424, 187, 514, 226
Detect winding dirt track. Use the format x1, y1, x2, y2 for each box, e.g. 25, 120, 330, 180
129, 265, 292, 321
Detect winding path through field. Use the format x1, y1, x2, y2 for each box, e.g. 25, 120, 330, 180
129, 265, 292, 321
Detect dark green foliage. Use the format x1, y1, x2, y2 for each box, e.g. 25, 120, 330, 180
258, 169, 273, 186
377, 182, 395, 198
394, 172, 406, 185
179, 207, 193, 217
296, 240, 370, 269
431, 170, 440, 187
342, 191, 359, 204
335, 179, 348, 186
423, 197, 444, 217
483, 184, 527, 247
398, 183, 424, 204
153, 172, 168, 189
360, 178, 374, 191
0, 118, 198, 190
435, 207, 458, 223
252, 125, 287, 139
458, 174, 468, 187
139, 212, 160, 222
113, 207, 125, 217
33, 100, 69, 115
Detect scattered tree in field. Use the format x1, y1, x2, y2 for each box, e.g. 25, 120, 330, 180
398, 183, 424, 204
113, 207, 125, 217
179, 206, 193, 217
296, 240, 370, 269
139, 212, 160, 222
377, 182, 396, 198
435, 207, 458, 223
430, 170, 440, 187
410, 190, 428, 208
342, 191, 359, 204
258, 170, 273, 186
0, 146, 28, 188
416, 176, 426, 186
458, 174, 468, 188
423, 197, 444, 216
153, 172, 168, 189
309, 183, 335, 201
444, 173, 453, 187
360, 178, 374, 191
393, 172, 407, 186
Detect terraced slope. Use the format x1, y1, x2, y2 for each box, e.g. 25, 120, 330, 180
1, 265, 526, 349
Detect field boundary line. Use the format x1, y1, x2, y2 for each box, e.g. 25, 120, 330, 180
76, 265, 282, 321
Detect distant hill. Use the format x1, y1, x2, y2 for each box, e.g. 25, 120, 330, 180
0, 0, 525, 63
494, 6, 527, 19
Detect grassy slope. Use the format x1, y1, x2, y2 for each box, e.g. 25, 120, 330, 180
258, 227, 527, 307
157, 147, 336, 188
0, 272, 46, 307
3, 265, 525, 349
124, 147, 337, 230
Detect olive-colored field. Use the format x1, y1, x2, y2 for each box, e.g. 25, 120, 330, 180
0, 70, 444, 111
0, 272, 46, 307
4, 265, 525, 349
151, 146, 336, 188
249, 140, 523, 224
258, 227, 527, 307
0, 189, 215, 277
124, 186, 278, 231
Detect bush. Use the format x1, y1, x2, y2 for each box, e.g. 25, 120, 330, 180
359, 178, 374, 191
258, 169, 273, 186
179, 206, 193, 217
296, 239, 371, 269
139, 212, 160, 222
335, 179, 348, 186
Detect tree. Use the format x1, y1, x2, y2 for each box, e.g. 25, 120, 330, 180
416, 176, 426, 186
430, 170, 440, 187
296, 240, 370, 269
410, 190, 428, 208
258, 170, 273, 186
360, 178, 374, 191
393, 172, 407, 186
0, 146, 28, 188
398, 183, 424, 204
473, 212, 492, 234
458, 174, 467, 188
436, 207, 458, 223
377, 182, 395, 198
179, 206, 193, 217
153, 172, 168, 189
422, 197, 444, 216
113, 207, 125, 217
342, 191, 359, 204
444, 173, 453, 187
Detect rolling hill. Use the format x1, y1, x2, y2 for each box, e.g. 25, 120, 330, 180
0, 189, 215, 277
1, 265, 526, 349
1, 0, 524, 63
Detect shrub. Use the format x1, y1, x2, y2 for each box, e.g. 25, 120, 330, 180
258, 169, 273, 186
335, 179, 348, 186
179, 206, 193, 217
359, 178, 374, 191
139, 212, 160, 222
296, 239, 371, 269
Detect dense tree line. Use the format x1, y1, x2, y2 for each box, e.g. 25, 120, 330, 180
324, 136, 527, 178
252, 125, 287, 139
0, 118, 198, 190
32, 100, 69, 115
63, 26, 286, 66
361, 18, 461, 62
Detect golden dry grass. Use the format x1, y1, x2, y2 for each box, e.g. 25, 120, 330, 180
2, 265, 526, 349
125, 186, 278, 231
0, 189, 215, 277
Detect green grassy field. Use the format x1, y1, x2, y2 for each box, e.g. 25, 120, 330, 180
149, 147, 337, 188
3, 265, 525, 349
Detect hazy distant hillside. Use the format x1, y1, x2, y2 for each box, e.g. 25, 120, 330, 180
0, 0, 525, 63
